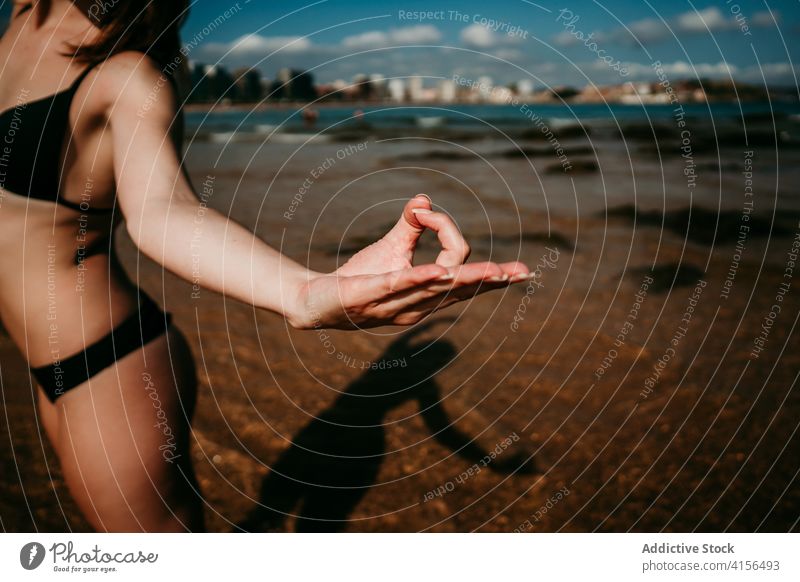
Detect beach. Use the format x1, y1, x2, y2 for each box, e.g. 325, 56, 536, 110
2, 103, 799, 532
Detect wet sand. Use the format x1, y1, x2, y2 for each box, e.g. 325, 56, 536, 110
2, 112, 799, 532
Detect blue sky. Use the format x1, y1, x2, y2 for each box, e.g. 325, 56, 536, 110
184, 0, 800, 86
2, 0, 799, 86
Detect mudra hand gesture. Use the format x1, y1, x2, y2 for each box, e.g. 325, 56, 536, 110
296, 194, 534, 329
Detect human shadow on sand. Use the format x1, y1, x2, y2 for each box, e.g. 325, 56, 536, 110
239, 322, 535, 532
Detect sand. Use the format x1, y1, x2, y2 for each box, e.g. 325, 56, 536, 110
2, 111, 799, 532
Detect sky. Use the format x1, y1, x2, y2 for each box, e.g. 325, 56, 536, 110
1, 0, 799, 87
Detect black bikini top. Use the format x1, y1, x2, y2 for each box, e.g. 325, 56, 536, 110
0, 60, 111, 213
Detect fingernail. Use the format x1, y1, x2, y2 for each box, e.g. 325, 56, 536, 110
510, 272, 531, 282
437, 273, 454, 281
412, 208, 433, 215
490, 274, 509, 282
415, 193, 432, 202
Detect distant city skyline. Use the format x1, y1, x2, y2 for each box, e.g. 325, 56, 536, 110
1, 1, 798, 87
185, 60, 788, 107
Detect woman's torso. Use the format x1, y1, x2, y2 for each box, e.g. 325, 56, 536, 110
0, 7, 140, 366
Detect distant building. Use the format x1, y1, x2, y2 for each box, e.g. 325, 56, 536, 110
517, 79, 534, 98
477, 76, 493, 101
233, 68, 264, 103
350, 74, 374, 100
291, 71, 317, 101
189, 63, 236, 103
369, 74, 387, 100
408, 76, 424, 102
489, 86, 513, 104
387, 78, 405, 102
270, 68, 316, 101
438, 79, 456, 103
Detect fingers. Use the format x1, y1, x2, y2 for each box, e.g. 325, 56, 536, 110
439, 261, 532, 285
384, 194, 470, 268
379, 261, 533, 307
384, 261, 533, 300
442, 261, 504, 285
351, 263, 449, 302
410, 207, 471, 267
343, 258, 526, 308
385, 194, 432, 246
386, 263, 450, 293
445, 262, 535, 303
338, 259, 535, 327
496, 261, 532, 280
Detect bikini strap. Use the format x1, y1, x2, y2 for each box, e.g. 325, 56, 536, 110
55, 60, 115, 214
68, 60, 103, 92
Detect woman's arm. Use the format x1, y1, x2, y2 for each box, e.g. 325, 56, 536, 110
106, 54, 321, 326
104, 53, 532, 329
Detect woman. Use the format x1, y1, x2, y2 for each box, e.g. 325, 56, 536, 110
0, 0, 532, 532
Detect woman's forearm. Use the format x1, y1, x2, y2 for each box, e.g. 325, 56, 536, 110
126, 197, 319, 327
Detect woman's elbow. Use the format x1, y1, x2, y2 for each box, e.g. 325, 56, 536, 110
124, 212, 165, 260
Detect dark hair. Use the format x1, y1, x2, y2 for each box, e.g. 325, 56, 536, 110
20, 1, 190, 72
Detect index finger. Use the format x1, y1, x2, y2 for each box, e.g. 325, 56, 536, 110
411, 209, 471, 267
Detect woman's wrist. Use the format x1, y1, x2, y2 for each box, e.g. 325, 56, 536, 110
282, 267, 325, 330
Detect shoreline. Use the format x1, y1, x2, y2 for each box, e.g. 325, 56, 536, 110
183, 98, 799, 114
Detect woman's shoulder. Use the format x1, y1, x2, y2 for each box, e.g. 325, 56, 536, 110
94, 51, 165, 83
90, 51, 177, 113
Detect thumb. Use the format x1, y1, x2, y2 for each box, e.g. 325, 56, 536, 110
385, 194, 432, 246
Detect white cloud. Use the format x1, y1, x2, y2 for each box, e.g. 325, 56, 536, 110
675, 7, 729, 33
461, 22, 526, 49
225, 34, 313, 55
625, 18, 669, 43
460, 23, 497, 48
342, 25, 441, 48
552, 31, 579, 47
621, 60, 737, 78
342, 30, 388, 48
494, 48, 522, 60
691, 61, 737, 76
738, 62, 797, 83
565, 59, 798, 86
751, 10, 780, 27
573, 7, 783, 47
391, 25, 441, 44
620, 7, 734, 43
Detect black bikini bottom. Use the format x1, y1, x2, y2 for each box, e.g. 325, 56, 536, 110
31, 293, 172, 402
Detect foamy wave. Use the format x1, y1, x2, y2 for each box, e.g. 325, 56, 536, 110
203, 130, 332, 144
268, 133, 333, 144
416, 116, 446, 128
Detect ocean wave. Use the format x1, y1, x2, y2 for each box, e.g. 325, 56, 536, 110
415, 116, 446, 128
196, 130, 330, 144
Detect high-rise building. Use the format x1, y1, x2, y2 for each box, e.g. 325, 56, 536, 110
387, 79, 406, 102
438, 79, 456, 103
233, 68, 264, 102
408, 76, 424, 102
369, 74, 387, 100
517, 79, 534, 98
477, 76, 493, 101
349, 74, 375, 100
270, 69, 316, 101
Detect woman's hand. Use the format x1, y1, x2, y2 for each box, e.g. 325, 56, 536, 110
292, 194, 533, 330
